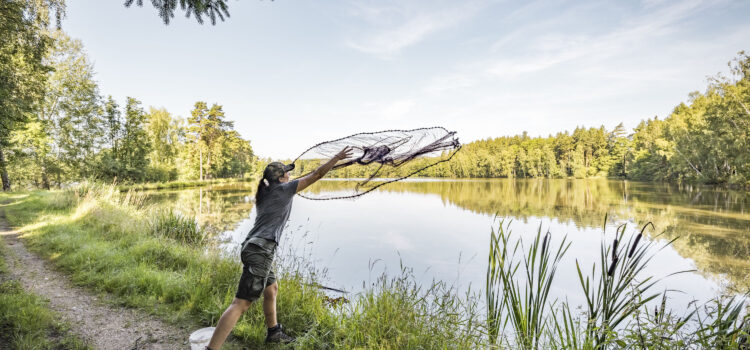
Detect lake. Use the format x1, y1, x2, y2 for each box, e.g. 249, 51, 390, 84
144, 179, 750, 311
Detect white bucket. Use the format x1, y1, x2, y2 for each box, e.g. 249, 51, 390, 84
189, 327, 215, 350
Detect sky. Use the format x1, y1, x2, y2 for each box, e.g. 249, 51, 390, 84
61, 0, 750, 159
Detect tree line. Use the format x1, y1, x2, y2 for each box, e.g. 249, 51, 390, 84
1, 2, 254, 190
296, 53, 750, 189
3, 1, 747, 190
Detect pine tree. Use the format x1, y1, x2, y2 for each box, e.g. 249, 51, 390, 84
187, 102, 232, 180
124, 0, 231, 25
120, 97, 151, 181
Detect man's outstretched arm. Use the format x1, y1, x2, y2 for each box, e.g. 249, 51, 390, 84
296, 147, 353, 193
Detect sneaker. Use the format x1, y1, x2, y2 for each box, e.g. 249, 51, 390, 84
265, 324, 296, 344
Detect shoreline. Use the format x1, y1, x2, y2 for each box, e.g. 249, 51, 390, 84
1, 186, 747, 348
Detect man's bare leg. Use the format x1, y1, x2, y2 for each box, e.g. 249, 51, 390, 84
262, 282, 295, 343
207, 298, 252, 350
263, 282, 278, 328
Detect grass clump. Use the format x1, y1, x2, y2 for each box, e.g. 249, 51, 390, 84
150, 209, 206, 245
310, 266, 483, 349
0, 280, 92, 350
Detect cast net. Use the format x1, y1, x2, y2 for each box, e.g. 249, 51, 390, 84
291, 127, 461, 200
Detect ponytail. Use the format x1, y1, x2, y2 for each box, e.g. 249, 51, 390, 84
255, 176, 280, 203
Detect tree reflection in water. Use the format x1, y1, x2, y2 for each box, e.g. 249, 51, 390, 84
145, 179, 750, 293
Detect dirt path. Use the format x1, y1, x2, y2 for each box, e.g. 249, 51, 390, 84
0, 208, 192, 350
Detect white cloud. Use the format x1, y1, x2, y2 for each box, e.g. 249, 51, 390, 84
381, 99, 416, 120
423, 72, 478, 94
487, 0, 718, 78
424, 0, 727, 94
360, 99, 417, 122
345, 1, 483, 57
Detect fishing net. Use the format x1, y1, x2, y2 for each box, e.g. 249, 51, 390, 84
292, 127, 461, 200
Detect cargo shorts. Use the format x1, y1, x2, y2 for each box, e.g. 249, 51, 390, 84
236, 237, 277, 302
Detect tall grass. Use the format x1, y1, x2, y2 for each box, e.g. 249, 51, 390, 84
486, 214, 750, 350
692, 296, 749, 349
150, 209, 206, 245
0, 280, 92, 350
486, 220, 569, 349
345, 263, 482, 349
572, 218, 675, 347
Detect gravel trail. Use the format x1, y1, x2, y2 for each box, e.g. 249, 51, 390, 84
0, 207, 192, 350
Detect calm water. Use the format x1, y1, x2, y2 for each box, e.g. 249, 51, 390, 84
144, 179, 750, 311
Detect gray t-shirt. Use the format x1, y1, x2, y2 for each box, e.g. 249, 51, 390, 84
244, 179, 299, 244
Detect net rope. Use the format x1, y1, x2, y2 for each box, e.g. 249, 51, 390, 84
291, 126, 461, 200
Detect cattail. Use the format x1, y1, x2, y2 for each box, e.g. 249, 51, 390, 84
607, 257, 619, 276
628, 234, 642, 258
611, 239, 619, 261
541, 233, 549, 256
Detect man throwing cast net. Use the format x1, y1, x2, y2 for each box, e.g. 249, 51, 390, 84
205, 127, 460, 348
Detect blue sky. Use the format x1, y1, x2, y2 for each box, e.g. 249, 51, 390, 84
62, 0, 750, 159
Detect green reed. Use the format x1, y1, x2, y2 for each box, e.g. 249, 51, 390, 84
486, 219, 570, 349
486, 213, 749, 350
573, 217, 674, 347
692, 296, 749, 349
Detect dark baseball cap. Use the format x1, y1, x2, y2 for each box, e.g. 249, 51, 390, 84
264, 162, 295, 181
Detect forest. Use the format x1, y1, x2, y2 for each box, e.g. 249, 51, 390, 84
2, 0, 748, 190
1, 9, 254, 190
295, 53, 750, 189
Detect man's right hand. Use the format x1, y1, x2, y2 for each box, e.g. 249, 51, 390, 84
297, 146, 355, 193
334, 146, 354, 161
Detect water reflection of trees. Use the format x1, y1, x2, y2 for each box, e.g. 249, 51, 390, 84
142, 180, 750, 292
305, 179, 750, 292
144, 183, 256, 236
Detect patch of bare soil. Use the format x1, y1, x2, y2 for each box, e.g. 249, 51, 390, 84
0, 208, 191, 350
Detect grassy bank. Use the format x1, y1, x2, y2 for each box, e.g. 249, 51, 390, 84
116, 176, 257, 192
2, 186, 748, 349
1, 186, 482, 349
0, 234, 91, 349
